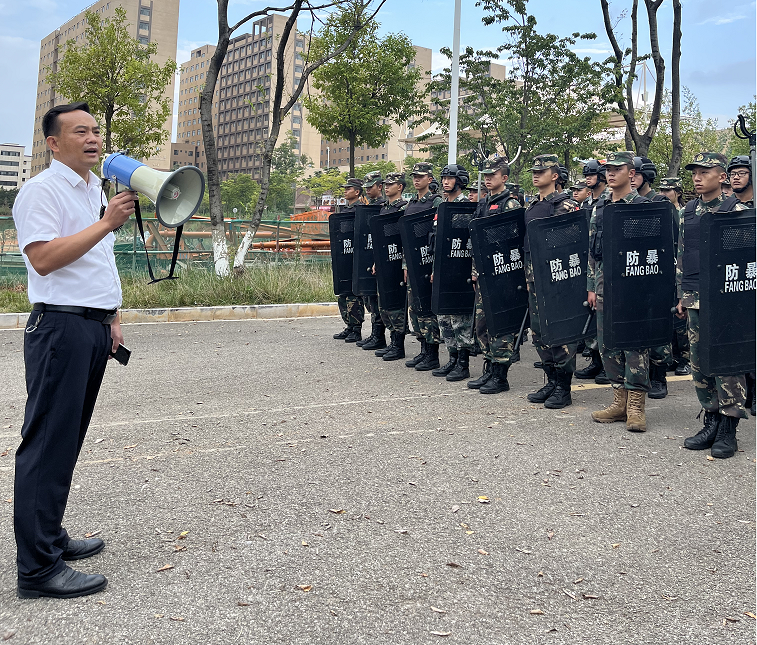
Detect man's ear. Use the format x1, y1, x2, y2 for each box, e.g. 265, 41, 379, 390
46, 136, 60, 154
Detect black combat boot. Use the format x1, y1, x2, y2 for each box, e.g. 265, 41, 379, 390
433, 349, 458, 377
333, 327, 350, 340
383, 333, 406, 361
594, 368, 610, 385
576, 339, 586, 356
582, 346, 593, 358
575, 349, 602, 379
406, 339, 427, 367
446, 349, 470, 381
361, 323, 386, 351
683, 411, 721, 450
511, 348, 521, 363
479, 362, 510, 394
533, 361, 543, 369
344, 325, 362, 343
467, 359, 492, 389
710, 415, 739, 459
527, 366, 557, 403
674, 360, 691, 376
375, 330, 394, 356
544, 370, 573, 409
648, 364, 668, 400
415, 343, 440, 371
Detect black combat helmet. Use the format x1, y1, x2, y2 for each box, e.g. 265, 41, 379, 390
557, 165, 569, 188
440, 164, 470, 189
632, 156, 657, 185
582, 159, 606, 182
727, 155, 752, 173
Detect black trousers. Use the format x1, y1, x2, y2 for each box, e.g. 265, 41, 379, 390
14, 310, 111, 583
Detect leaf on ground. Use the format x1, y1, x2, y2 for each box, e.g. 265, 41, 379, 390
156, 564, 174, 572
429, 631, 452, 637
537, 571, 544, 577
446, 562, 462, 568
301, 541, 309, 547
94, 438, 105, 444
394, 529, 409, 535
177, 531, 190, 539
85, 530, 101, 538
574, 578, 584, 584
530, 609, 544, 615
724, 616, 740, 623
237, 601, 250, 607
96, 600, 106, 605
451, 505, 460, 513
477, 549, 489, 555
3, 630, 17, 641
297, 585, 312, 592
706, 455, 715, 461
329, 509, 346, 514
563, 589, 576, 599
169, 616, 185, 622
154, 614, 164, 619
745, 612, 756, 619
173, 545, 186, 552
1, 451, 9, 457
516, 548, 532, 554
583, 593, 599, 599
547, 531, 554, 540
477, 496, 490, 504
430, 606, 447, 614
123, 444, 138, 450
611, 543, 621, 549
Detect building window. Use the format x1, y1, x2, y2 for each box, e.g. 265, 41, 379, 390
139, 6, 150, 16
139, 36, 149, 45
139, 21, 149, 31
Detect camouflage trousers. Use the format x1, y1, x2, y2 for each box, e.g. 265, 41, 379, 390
672, 323, 690, 363
527, 283, 577, 373
474, 283, 516, 366
363, 294, 382, 327
418, 313, 441, 345
378, 292, 407, 334
337, 295, 364, 328
438, 313, 475, 351
407, 285, 421, 340
596, 295, 650, 391
649, 343, 674, 368
687, 308, 747, 418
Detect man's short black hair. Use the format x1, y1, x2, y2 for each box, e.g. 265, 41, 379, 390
42, 102, 92, 138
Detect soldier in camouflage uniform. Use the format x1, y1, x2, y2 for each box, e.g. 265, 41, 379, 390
334, 177, 365, 342
355, 171, 387, 351
576, 159, 611, 382
587, 151, 651, 432
468, 180, 487, 203
571, 179, 591, 205
403, 162, 443, 371
523, 155, 581, 409
373, 172, 409, 361
432, 164, 476, 382
658, 176, 691, 376
677, 152, 749, 459
468, 156, 522, 394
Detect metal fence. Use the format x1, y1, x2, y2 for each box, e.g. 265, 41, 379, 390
0, 215, 332, 279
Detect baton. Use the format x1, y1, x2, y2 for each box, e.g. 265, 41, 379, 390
582, 300, 596, 336
514, 308, 530, 352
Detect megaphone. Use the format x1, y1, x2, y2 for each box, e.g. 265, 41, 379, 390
102, 152, 205, 228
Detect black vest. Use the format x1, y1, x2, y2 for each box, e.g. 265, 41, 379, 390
379, 199, 408, 216
523, 193, 572, 253
474, 189, 515, 219
589, 194, 648, 261
404, 193, 438, 216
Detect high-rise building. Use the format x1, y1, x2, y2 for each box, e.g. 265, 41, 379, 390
0, 144, 31, 190
181, 15, 321, 182
31, 0, 179, 176
318, 46, 434, 174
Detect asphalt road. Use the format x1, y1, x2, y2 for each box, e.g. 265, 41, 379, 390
0, 316, 754, 645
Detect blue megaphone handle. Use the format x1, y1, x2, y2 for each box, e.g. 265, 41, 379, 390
102, 153, 144, 190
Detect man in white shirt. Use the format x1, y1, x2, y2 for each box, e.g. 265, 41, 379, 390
13, 102, 135, 599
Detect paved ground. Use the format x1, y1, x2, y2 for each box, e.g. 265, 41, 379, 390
0, 316, 754, 645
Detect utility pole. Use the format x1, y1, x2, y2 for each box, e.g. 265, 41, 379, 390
448, 0, 461, 165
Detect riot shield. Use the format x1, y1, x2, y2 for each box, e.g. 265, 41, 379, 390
469, 207, 529, 336
431, 201, 478, 315
527, 209, 596, 346
352, 204, 382, 296
398, 208, 436, 315
699, 208, 756, 375
329, 212, 356, 296
603, 200, 675, 350
370, 210, 407, 311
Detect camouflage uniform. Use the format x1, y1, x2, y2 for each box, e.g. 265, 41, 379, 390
524, 181, 581, 372
437, 193, 476, 351
335, 181, 366, 332
580, 185, 610, 352
474, 157, 521, 365
587, 180, 650, 391
377, 180, 409, 334
361, 171, 386, 329
404, 164, 443, 345
677, 154, 748, 418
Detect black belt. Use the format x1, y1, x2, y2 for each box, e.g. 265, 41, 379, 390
32, 303, 118, 325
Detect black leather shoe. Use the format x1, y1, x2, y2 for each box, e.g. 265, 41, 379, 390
62, 538, 104, 561
18, 566, 107, 599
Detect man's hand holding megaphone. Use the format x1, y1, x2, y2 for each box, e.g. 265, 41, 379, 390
102, 189, 138, 231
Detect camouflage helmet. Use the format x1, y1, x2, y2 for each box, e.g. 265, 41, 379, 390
410, 162, 434, 176
481, 155, 510, 176
362, 170, 383, 188
658, 177, 682, 192
384, 171, 407, 187
440, 164, 470, 188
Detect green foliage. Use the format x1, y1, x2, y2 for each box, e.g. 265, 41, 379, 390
0, 188, 19, 214
303, 3, 424, 175
47, 7, 177, 159
304, 168, 348, 201
221, 173, 261, 216
728, 99, 756, 158
354, 160, 397, 179
267, 132, 310, 214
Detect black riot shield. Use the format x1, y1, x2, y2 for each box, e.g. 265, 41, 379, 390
603, 200, 675, 350
527, 209, 596, 346
699, 208, 756, 375
370, 210, 407, 311
352, 204, 382, 296
431, 201, 478, 315
398, 208, 436, 315
329, 211, 356, 296
469, 207, 529, 336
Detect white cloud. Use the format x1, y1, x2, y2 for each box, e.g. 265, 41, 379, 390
698, 12, 746, 25
572, 48, 612, 54
431, 50, 449, 72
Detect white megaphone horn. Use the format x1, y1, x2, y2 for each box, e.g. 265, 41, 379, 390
102, 152, 205, 228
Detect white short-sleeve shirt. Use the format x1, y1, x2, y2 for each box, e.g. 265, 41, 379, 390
13, 159, 122, 309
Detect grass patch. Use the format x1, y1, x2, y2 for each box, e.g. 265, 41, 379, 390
0, 262, 336, 313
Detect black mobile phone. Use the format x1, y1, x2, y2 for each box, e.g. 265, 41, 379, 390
110, 344, 131, 366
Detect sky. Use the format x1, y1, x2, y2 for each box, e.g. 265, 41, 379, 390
2, 0, 755, 151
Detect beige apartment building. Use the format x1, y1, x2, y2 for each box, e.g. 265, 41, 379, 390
31, 0, 179, 176
318, 45, 434, 174
0, 144, 31, 190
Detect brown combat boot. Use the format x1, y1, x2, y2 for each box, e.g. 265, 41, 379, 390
626, 390, 647, 432
591, 387, 628, 423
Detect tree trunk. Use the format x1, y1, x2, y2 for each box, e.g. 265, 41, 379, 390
349, 132, 356, 178
668, 0, 683, 176
105, 104, 114, 154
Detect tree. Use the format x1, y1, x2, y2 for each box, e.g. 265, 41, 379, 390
600, 0, 683, 158
302, 4, 424, 178
202, 0, 385, 276
303, 168, 348, 202
221, 173, 261, 216
266, 132, 310, 214
354, 160, 397, 179
47, 8, 176, 159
